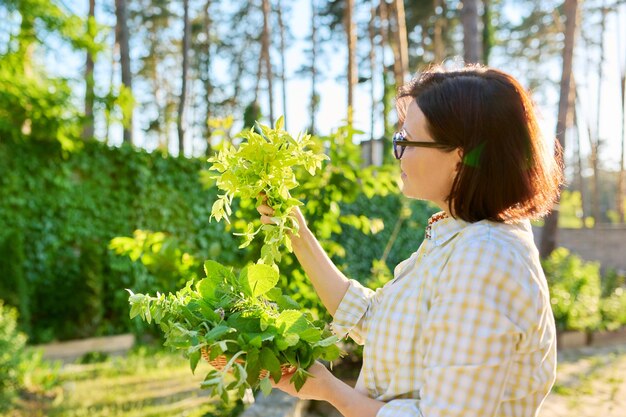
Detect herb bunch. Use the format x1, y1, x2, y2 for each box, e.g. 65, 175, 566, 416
208, 117, 328, 265
128, 261, 341, 401
128, 120, 340, 402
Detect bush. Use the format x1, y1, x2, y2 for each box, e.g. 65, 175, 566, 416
542, 248, 602, 332
0, 300, 27, 411
542, 248, 626, 333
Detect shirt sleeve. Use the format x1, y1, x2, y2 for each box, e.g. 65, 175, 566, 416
377, 238, 532, 417
331, 279, 382, 345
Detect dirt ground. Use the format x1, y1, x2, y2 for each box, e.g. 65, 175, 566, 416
541, 343, 626, 417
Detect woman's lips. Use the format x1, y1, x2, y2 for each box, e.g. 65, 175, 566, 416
401, 171, 407, 179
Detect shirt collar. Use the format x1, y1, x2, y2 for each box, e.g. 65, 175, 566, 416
425, 211, 468, 246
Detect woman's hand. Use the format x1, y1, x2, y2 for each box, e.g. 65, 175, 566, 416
256, 195, 307, 232
272, 362, 386, 417
271, 362, 336, 401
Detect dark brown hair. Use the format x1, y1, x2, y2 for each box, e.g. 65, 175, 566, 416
396, 64, 563, 223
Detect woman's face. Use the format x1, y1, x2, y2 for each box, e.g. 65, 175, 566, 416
399, 100, 462, 212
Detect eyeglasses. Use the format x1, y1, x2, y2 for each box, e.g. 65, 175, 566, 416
392, 130, 451, 159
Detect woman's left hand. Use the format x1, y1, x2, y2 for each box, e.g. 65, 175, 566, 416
271, 361, 336, 401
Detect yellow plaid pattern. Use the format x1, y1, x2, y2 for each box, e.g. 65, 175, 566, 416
332, 212, 557, 417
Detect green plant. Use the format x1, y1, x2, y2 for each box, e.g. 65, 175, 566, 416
542, 248, 602, 332
208, 117, 328, 265
0, 299, 28, 411
129, 122, 343, 401
128, 261, 341, 401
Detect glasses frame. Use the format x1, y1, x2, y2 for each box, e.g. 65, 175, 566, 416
392, 130, 451, 159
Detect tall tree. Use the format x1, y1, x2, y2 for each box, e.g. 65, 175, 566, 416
83, 0, 96, 140
482, 0, 494, 65
115, 0, 133, 144
200, 0, 214, 156
388, 0, 409, 84
588, 3, 608, 225
433, 0, 446, 63
309, 0, 320, 134
276, 1, 289, 130
618, 9, 626, 223
261, 0, 274, 125
540, 0, 579, 259
177, 0, 191, 156
369, 0, 377, 143
461, 0, 482, 63
346, 0, 356, 125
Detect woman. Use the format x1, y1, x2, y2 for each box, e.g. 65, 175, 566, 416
257, 65, 562, 417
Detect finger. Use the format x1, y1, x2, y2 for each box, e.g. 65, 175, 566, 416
257, 204, 275, 216
260, 215, 277, 225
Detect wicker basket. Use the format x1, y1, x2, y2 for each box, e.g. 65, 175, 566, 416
201, 347, 296, 380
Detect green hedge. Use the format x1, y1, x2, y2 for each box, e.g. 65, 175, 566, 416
0, 300, 27, 411
0, 140, 241, 343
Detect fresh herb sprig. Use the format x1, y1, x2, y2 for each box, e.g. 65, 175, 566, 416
208, 117, 328, 264
129, 120, 340, 401
128, 260, 341, 401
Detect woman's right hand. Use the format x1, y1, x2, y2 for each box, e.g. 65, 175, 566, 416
256, 196, 307, 235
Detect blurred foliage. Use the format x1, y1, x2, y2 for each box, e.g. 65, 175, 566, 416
0, 139, 240, 343
0, 300, 28, 411
542, 248, 626, 332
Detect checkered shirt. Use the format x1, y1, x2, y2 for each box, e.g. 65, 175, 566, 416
331, 212, 557, 417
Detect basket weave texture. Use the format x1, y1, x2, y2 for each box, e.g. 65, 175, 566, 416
201, 347, 296, 380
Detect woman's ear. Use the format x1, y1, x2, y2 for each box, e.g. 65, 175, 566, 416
455, 148, 463, 172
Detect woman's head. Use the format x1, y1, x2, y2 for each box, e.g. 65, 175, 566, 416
395, 64, 563, 223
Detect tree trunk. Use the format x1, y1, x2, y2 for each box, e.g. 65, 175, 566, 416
618, 23, 626, 223
433, 0, 445, 63
115, 0, 133, 144
310, 0, 319, 135
83, 0, 96, 140
387, 0, 408, 88
573, 85, 588, 226
378, 1, 391, 133
461, 0, 482, 64
615, 69, 626, 224
177, 0, 190, 157
369, 1, 377, 145
540, 0, 579, 259
391, 0, 408, 80
203, 0, 213, 157
482, 0, 494, 65
261, 0, 274, 126
277, 1, 288, 130
346, 0, 357, 125
590, 4, 608, 225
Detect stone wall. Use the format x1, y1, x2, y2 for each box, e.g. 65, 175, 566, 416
533, 226, 626, 273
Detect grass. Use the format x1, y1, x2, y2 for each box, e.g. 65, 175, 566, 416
5, 346, 245, 417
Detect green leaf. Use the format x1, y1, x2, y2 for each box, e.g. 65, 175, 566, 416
277, 294, 301, 310
203, 260, 234, 283
259, 376, 272, 397
204, 325, 235, 342
245, 349, 262, 386
265, 287, 282, 301
260, 347, 282, 383
314, 335, 339, 347
241, 263, 279, 297
276, 310, 309, 335
299, 327, 322, 343
189, 349, 201, 374
291, 368, 312, 392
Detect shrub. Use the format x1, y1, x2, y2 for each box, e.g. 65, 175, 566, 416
542, 248, 602, 332
0, 300, 27, 410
